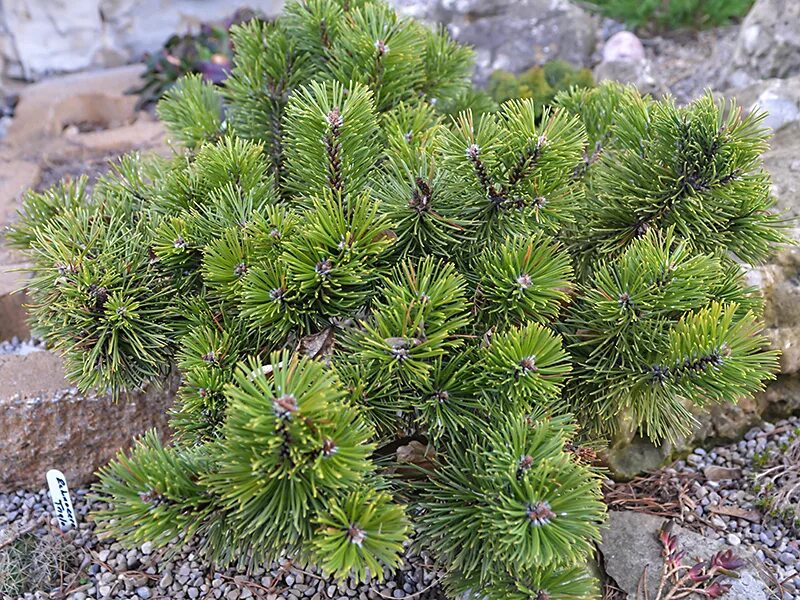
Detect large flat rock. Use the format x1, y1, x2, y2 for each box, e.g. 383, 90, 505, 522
4, 64, 144, 148
0, 350, 177, 491
600, 511, 769, 600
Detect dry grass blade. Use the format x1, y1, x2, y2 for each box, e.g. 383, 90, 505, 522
754, 436, 800, 528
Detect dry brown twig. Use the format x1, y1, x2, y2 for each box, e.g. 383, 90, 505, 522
602, 471, 699, 521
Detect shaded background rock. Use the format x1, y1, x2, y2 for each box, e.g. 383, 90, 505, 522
725, 0, 800, 87
4, 64, 144, 146
594, 56, 666, 98
594, 31, 665, 98
602, 30, 644, 63
603, 396, 766, 481
394, 0, 597, 85
725, 75, 800, 133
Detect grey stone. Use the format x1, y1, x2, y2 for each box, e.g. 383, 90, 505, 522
0, 0, 285, 80
704, 466, 743, 481
603, 435, 676, 480
600, 511, 770, 600
393, 0, 597, 85
725, 0, 800, 85
594, 58, 667, 98
726, 75, 800, 133
602, 31, 645, 63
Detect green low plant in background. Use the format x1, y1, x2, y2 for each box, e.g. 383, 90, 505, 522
488, 60, 594, 120
129, 8, 262, 108
8, 0, 785, 597
583, 0, 754, 32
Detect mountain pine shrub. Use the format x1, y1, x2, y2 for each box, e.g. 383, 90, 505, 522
7, 0, 786, 597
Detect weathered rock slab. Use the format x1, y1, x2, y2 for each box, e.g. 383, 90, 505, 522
726, 75, 800, 133
4, 64, 144, 147
725, 0, 800, 86
0, 350, 177, 491
600, 511, 769, 600
0, 0, 285, 80
393, 0, 597, 84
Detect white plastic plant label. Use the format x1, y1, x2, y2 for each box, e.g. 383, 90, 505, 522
46, 469, 78, 531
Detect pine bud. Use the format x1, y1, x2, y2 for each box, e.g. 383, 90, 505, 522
433, 390, 449, 403
138, 488, 168, 509
532, 196, 547, 209
651, 364, 670, 384
327, 107, 343, 130
409, 178, 432, 213
322, 438, 337, 457
88, 284, 109, 312
273, 393, 298, 418
388, 338, 410, 361
315, 258, 334, 277
347, 524, 366, 546
519, 356, 538, 375
517, 272, 532, 290
516, 454, 534, 479
526, 501, 555, 526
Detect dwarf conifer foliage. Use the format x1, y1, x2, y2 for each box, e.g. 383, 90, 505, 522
8, 0, 786, 597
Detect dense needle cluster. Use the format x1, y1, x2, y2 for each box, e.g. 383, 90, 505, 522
7, 0, 785, 598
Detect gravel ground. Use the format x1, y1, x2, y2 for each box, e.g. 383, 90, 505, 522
0, 337, 44, 356
0, 488, 445, 600
3, 417, 799, 599
669, 416, 800, 599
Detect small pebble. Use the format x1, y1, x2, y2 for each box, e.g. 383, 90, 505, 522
136, 587, 152, 599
